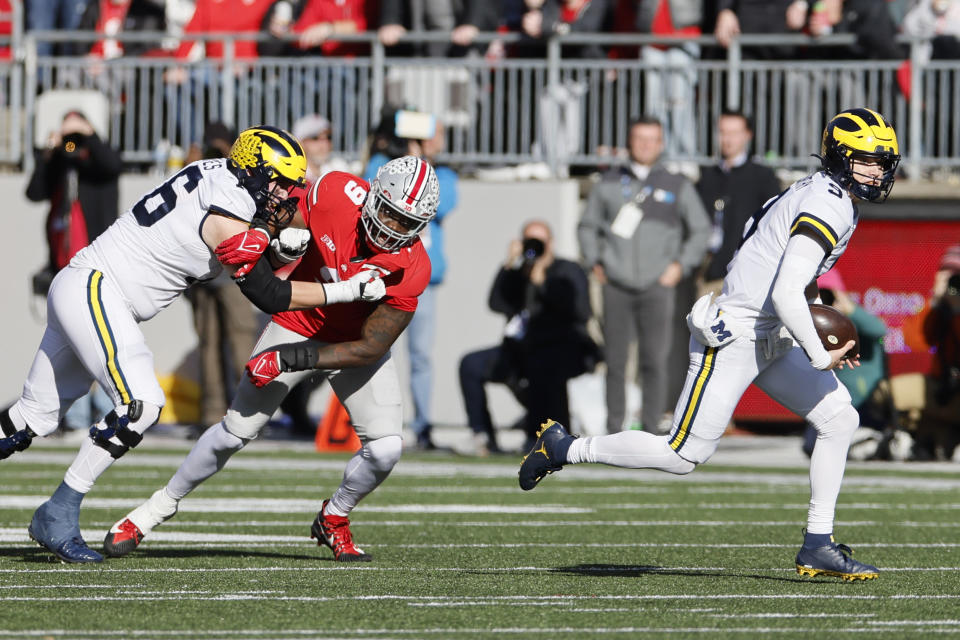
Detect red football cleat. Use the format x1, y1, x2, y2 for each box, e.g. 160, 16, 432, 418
310, 499, 372, 562
103, 518, 144, 558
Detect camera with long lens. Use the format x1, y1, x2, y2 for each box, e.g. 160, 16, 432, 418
522, 238, 545, 262
947, 274, 960, 298
941, 273, 960, 316
60, 132, 88, 161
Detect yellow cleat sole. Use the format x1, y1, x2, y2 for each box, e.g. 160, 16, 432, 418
796, 565, 879, 581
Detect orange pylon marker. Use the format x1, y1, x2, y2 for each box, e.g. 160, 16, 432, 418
315, 394, 361, 453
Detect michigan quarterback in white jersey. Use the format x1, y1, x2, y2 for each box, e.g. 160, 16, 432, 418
0, 125, 386, 563
519, 108, 900, 581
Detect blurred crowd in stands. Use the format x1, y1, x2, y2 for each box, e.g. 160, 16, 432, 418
5, 0, 958, 64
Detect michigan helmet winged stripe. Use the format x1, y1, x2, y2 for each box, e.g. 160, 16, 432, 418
839, 107, 883, 129
258, 130, 300, 162
825, 108, 898, 156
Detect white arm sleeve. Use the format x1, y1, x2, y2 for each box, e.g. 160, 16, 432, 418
771, 234, 832, 370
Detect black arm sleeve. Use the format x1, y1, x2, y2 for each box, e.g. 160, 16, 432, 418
278, 344, 319, 371
234, 258, 293, 314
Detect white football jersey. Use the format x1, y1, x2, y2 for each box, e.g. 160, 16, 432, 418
71, 158, 257, 320
717, 171, 856, 332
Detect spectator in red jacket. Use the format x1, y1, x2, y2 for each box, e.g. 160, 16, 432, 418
260, 0, 371, 56
173, 0, 274, 64
295, 0, 369, 56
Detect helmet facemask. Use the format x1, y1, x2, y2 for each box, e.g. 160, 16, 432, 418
360, 156, 439, 252
837, 149, 900, 203
248, 173, 301, 230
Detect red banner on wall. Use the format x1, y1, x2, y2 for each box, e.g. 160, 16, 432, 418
734, 219, 960, 421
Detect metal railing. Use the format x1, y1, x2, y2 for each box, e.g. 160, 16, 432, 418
2, 29, 958, 179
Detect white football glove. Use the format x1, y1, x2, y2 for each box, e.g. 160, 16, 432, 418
322, 266, 388, 304
270, 228, 311, 264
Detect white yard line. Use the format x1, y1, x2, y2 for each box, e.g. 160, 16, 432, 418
2, 591, 960, 598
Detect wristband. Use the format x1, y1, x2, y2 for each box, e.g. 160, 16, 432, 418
322, 280, 353, 305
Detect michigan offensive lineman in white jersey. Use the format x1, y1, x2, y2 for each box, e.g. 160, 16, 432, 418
0, 126, 386, 563
519, 108, 901, 581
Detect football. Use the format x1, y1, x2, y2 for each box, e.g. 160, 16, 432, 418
809, 303, 859, 358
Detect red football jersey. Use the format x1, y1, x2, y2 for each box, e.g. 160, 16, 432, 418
273, 171, 432, 343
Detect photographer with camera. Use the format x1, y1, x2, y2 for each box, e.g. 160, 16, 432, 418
903, 245, 960, 460
27, 110, 123, 290
458, 220, 599, 454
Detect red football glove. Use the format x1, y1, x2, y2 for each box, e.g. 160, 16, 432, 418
245, 346, 318, 388
215, 227, 270, 265
246, 350, 282, 388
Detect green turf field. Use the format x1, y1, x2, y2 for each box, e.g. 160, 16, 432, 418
2, 442, 959, 639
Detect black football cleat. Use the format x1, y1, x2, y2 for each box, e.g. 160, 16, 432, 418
796, 539, 879, 581
518, 419, 575, 491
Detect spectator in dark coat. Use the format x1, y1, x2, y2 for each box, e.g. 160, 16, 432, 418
27, 110, 123, 279
459, 220, 599, 454
696, 110, 782, 295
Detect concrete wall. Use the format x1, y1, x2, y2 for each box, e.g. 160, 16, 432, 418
0, 174, 582, 428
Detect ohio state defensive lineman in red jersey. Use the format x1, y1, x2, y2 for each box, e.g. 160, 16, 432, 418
104, 156, 439, 562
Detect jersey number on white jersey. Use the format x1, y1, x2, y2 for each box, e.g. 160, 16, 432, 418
133, 165, 203, 227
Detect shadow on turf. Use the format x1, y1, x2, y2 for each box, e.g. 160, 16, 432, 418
0, 546, 71, 564
135, 548, 324, 562
550, 564, 812, 584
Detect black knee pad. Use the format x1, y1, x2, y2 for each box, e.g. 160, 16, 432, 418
90, 400, 154, 459
0, 408, 37, 460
